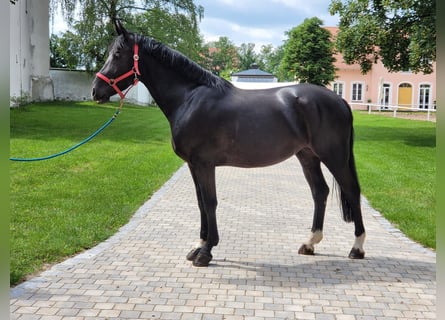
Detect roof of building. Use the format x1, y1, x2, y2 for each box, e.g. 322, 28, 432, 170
231, 64, 275, 77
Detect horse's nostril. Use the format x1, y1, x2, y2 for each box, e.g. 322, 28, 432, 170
91, 88, 96, 98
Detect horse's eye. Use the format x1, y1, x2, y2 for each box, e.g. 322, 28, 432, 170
113, 52, 120, 59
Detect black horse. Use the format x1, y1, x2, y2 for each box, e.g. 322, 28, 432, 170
92, 20, 366, 267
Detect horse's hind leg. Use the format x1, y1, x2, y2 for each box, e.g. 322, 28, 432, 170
323, 157, 366, 259
333, 167, 365, 259
296, 149, 330, 256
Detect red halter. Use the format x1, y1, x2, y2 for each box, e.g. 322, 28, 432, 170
96, 44, 141, 99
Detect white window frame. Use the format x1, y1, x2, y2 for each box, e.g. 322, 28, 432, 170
351, 82, 364, 102
332, 81, 345, 98
418, 83, 432, 109
380, 83, 392, 109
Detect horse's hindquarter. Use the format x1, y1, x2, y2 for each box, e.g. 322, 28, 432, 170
171, 86, 309, 167
292, 84, 354, 160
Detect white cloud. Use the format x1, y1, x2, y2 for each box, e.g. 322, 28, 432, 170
270, 0, 339, 26
200, 17, 288, 49
212, 0, 264, 9
197, 0, 339, 48
271, 0, 310, 11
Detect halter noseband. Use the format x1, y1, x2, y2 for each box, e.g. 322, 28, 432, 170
96, 44, 141, 99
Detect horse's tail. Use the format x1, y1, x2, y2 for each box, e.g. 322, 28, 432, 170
339, 100, 361, 223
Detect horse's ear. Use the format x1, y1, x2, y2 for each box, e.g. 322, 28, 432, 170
113, 18, 128, 38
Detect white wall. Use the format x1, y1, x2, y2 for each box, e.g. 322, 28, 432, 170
10, 1, 153, 106
10, 0, 54, 104
10, 0, 31, 100
50, 69, 153, 105
50, 69, 94, 101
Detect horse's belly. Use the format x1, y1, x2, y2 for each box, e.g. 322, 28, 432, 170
171, 108, 305, 167
223, 154, 295, 168
220, 139, 299, 168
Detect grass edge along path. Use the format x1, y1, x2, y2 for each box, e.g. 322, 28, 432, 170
10, 103, 435, 286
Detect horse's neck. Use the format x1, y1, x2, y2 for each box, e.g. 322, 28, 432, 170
139, 56, 198, 119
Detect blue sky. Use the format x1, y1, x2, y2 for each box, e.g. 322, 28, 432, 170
51, 0, 339, 49
195, 0, 339, 48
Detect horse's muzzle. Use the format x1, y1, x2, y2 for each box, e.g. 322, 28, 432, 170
91, 87, 110, 104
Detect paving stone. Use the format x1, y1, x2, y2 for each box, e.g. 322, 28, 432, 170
10, 160, 436, 319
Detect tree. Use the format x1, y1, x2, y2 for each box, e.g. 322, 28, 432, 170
50, 0, 204, 72
130, 5, 203, 62
237, 43, 257, 71
329, 0, 436, 74
201, 37, 239, 79
50, 33, 82, 69
280, 17, 336, 85
257, 44, 285, 81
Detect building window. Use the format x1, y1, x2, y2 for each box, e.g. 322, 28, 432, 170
351, 83, 363, 101
332, 82, 344, 98
379, 83, 391, 110
419, 84, 432, 109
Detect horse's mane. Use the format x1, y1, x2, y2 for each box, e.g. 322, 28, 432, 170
132, 35, 233, 92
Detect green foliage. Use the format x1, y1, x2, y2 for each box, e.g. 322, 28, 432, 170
237, 43, 257, 71
50, 1, 285, 79
10, 102, 184, 285
200, 36, 239, 78
50, 0, 204, 72
329, 0, 436, 74
129, 5, 202, 62
200, 40, 285, 80
280, 17, 336, 85
50, 32, 84, 69
257, 44, 285, 81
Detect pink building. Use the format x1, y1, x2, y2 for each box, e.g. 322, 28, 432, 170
325, 27, 436, 111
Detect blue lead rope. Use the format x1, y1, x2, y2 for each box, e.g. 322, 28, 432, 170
10, 107, 122, 162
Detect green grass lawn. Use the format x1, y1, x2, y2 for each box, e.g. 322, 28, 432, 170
10, 101, 183, 285
353, 111, 436, 250
10, 103, 436, 286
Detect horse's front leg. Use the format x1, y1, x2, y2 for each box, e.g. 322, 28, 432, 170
186, 163, 218, 267
296, 151, 329, 256
186, 164, 208, 262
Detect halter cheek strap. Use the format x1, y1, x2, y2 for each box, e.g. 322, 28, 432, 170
96, 44, 141, 100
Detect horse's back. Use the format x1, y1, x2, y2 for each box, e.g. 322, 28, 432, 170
231, 83, 353, 137
232, 83, 351, 119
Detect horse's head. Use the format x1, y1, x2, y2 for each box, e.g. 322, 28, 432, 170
92, 20, 140, 103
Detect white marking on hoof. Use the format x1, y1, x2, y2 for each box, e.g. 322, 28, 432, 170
304, 230, 323, 247
192, 239, 206, 250
353, 233, 366, 252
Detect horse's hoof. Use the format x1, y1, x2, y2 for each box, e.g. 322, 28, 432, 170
298, 244, 315, 255
192, 252, 213, 267
348, 247, 365, 259
186, 247, 201, 261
